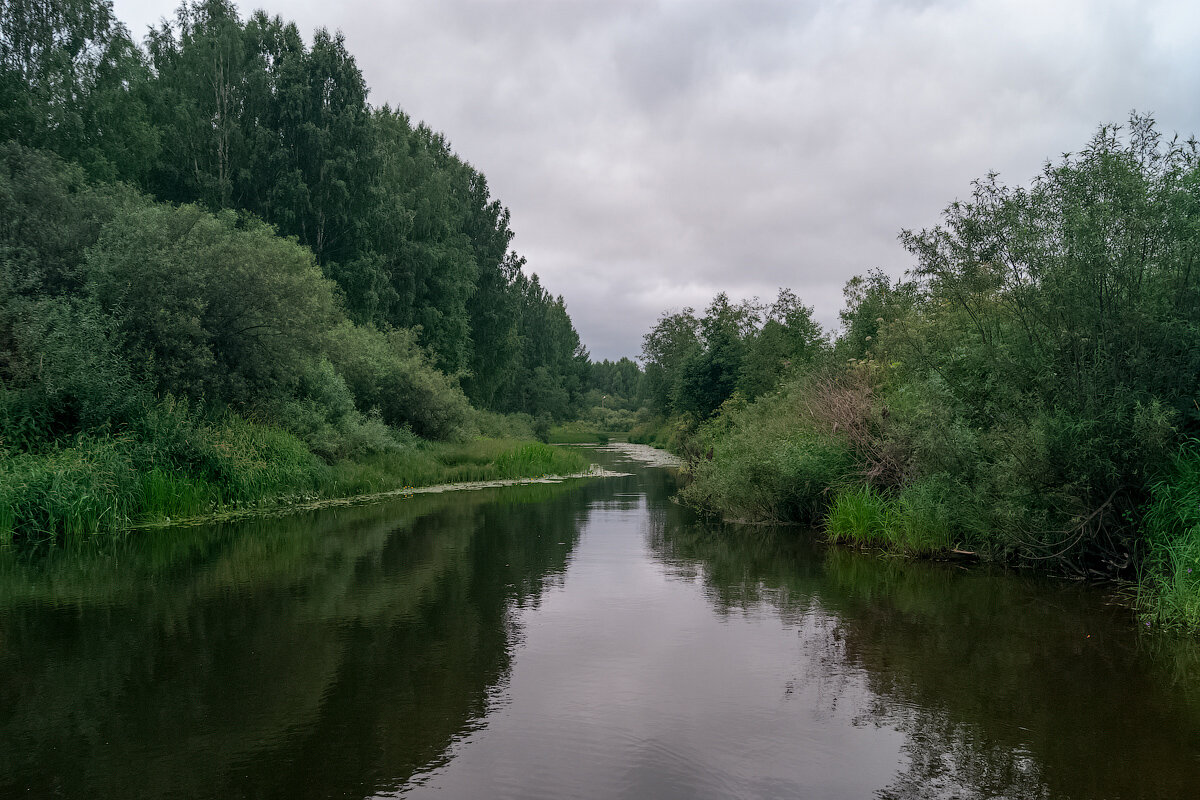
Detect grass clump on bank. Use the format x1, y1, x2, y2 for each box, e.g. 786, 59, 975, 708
547, 423, 611, 445
1139, 444, 1200, 630
628, 414, 695, 454
825, 479, 958, 556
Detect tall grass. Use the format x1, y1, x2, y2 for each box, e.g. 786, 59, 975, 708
0, 420, 593, 543
0, 436, 143, 541
825, 479, 957, 556
825, 486, 891, 547
1139, 444, 1200, 630
491, 442, 588, 478
140, 468, 214, 520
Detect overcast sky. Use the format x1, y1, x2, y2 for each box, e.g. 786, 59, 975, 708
112, 0, 1200, 360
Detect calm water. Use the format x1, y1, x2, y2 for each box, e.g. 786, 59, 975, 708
3, 446, 1200, 799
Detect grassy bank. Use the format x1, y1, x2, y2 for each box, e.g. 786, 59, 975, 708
547, 422, 618, 444
675, 390, 1200, 631
1138, 445, 1200, 630
0, 420, 590, 544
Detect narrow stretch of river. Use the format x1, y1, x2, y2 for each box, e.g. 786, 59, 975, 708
3, 445, 1200, 798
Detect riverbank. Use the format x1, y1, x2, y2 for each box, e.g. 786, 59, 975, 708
128, 464, 627, 531
0, 429, 593, 543
661, 395, 1200, 633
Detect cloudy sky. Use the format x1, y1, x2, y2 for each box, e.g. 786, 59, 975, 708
112, 0, 1200, 360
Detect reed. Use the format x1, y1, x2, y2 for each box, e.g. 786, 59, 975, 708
0, 424, 592, 543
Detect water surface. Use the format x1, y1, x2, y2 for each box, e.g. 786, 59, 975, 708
2, 447, 1199, 798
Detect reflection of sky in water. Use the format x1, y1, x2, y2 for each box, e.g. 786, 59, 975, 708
401, 498, 904, 799
4, 448, 1200, 799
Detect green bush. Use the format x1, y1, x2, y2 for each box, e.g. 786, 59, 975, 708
0, 296, 146, 446
85, 203, 339, 406
469, 409, 536, 440
324, 322, 472, 440
681, 391, 854, 523
628, 413, 696, 453
271, 359, 408, 462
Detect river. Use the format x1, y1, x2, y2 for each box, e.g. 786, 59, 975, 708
2, 445, 1199, 798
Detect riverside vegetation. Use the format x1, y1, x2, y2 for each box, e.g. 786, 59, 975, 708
634, 118, 1200, 632
4, 3, 1198, 636
0, 0, 593, 540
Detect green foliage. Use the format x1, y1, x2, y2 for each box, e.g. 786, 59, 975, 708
741, 289, 826, 397
894, 116, 1200, 567
86, 202, 339, 406
680, 388, 855, 523
323, 322, 472, 440
136, 4, 574, 399
642, 289, 830, 420
467, 409, 536, 440
2, 0, 589, 439
493, 273, 590, 420
0, 296, 146, 446
0, 0, 157, 182
665, 117, 1200, 614
0, 0, 603, 541
628, 413, 696, 453
0, 142, 117, 297
589, 357, 645, 403
270, 359, 408, 462
1140, 443, 1200, 630
825, 486, 891, 547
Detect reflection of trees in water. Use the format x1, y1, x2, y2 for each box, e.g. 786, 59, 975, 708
646, 519, 1200, 800
0, 480, 593, 799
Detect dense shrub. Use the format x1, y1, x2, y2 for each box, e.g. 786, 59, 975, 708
0, 296, 146, 446
324, 322, 472, 441
85, 203, 339, 406
681, 388, 855, 523
270, 359, 409, 462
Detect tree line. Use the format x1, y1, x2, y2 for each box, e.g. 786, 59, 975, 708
640, 117, 1200, 630
0, 0, 596, 540
0, 0, 590, 430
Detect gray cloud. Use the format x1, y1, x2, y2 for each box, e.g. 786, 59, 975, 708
113, 0, 1200, 359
